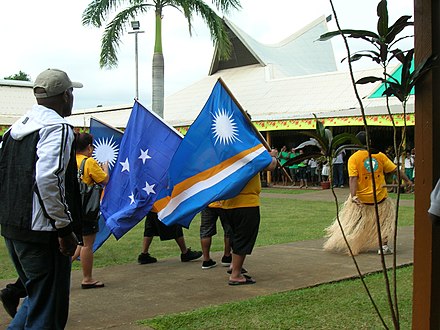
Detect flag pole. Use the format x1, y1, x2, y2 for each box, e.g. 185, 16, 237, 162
217, 78, 292, 182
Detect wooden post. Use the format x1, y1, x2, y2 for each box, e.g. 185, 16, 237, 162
266, 131, 273, 184
412, 0, 440, 328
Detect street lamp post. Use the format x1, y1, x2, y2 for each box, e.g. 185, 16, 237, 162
128, 21, 144, 100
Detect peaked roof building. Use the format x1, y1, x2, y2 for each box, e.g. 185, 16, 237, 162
64, 15, 412, 136
162, 16, 412, 133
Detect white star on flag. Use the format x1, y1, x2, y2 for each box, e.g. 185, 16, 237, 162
142, 181, 156, 195
120, 158, 130, 172
129, 192, 135, 205
139, 149, 152, 164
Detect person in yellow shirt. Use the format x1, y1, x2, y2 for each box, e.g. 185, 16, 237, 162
73, 133, 109, 289
323, 131, 412, 256
222, 149, 277, 285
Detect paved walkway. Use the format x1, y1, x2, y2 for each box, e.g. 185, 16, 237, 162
0, 188, 414, 329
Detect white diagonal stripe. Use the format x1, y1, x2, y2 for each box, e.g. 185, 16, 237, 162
158, 146, 267, 220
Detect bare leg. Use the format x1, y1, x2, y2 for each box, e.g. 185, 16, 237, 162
223, 236, 231, 257
229, 253, 247, 282
80, 234, 101, 285
141, 236, 154, 254
175, 236, 188, 254
201, 237, 212, 261
72, 245, 81, 261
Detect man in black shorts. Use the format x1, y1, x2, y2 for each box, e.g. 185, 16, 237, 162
137, 212, 202, 264
222, 150, 277, 285
199, 203, 232, 269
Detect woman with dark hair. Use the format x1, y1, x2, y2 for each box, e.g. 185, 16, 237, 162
73, 132, 109, 289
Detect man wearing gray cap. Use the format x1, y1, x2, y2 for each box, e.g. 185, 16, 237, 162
0, 68, 82, 329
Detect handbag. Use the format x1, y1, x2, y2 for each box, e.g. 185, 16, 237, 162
78, 158, 103, 222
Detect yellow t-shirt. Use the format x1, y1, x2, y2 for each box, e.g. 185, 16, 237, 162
348, 150, 396, 204
221, 175, 261, 209
76, 154, 108, 186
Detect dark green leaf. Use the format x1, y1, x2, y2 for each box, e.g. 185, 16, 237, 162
356, 76, 384, 84
283, 152, 323, 167
376, 0, 389, 38
386, 16, 413, 43
319, 29, 379, 41
390, 49, 405, 63
334, 144, 363, 159
331, 133, 361, 152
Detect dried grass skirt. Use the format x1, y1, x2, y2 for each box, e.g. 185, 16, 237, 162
323, 198, 395, 255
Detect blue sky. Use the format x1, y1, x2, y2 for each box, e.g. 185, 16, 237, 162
0, 0, 413, 110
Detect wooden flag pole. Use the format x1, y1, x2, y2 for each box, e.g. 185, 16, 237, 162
218, 78, 293, 182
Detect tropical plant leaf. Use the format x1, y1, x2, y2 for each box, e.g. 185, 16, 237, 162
334, 144, 363, 159
283, 152, 323, 167
331, 133, 361, 148
407, 54, 439, 90
318, 29, 379, 42
301, 131, 328, 154
356, 76, 384, 84
386, 15, 413, 44
390, 49, 405, 63
348, 52, 381, 64
376, 0, 389, 38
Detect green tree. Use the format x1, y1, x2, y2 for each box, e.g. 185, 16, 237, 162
4, 70, 31, 81
82, 0, 241, 118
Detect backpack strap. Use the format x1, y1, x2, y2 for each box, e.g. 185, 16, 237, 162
78, 157, 88, 180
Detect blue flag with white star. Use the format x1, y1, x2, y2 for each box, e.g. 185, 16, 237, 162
155, 79, 272, 228
89, 117, 124, 251
100, 101, 182, 239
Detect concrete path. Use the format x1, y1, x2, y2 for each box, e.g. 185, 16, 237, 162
0, 188, 414, 329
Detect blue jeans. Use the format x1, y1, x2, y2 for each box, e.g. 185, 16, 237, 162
332, 163, 344, 186
5, 237, 72, 330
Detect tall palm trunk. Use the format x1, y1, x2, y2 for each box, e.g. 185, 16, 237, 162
152, 9, 164, 118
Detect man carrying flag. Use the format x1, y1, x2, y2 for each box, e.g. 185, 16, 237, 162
154, 79, 277, 284
223, 127, 277, 286
155, 79, 277, 228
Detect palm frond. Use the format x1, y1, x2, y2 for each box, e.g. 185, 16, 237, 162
82, 0, 122, 27
210, 0, 241, 13
99, 4, 148, 68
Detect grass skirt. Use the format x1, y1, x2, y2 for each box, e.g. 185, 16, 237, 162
323, 198, 395, 255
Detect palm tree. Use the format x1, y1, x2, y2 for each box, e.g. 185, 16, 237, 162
82, 0, 241, 118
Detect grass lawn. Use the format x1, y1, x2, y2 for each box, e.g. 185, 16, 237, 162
0, 192, 414, 279
0, 191, 414, 329
140, 266, 413, 329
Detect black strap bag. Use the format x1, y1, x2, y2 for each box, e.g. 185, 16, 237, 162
78, 158, 103, 222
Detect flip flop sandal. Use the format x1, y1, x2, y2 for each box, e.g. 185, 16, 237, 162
228, 276, 256, 286
81, 281, 105, 289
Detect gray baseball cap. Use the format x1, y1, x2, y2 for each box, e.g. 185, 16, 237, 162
33, 68, 83, 98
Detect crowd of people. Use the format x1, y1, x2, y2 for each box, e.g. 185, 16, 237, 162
271, 143, 416, 193
271, 146, 346, 188
0, 68, 278, 327
0, 67, 425, 328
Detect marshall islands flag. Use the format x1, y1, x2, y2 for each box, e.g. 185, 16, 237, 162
155, 79, 273, 228
100, 101, 183, 239
89, 117, 124, 251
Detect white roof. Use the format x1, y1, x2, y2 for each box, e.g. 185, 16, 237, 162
163, 64, 412, 127
15, 17, 413, 130
0, 80, 35, 125
210, 17, 337, 78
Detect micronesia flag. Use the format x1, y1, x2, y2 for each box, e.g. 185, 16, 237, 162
89, 117, 124, 251
100, 101, 182, 239
155, 79, 273, 228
